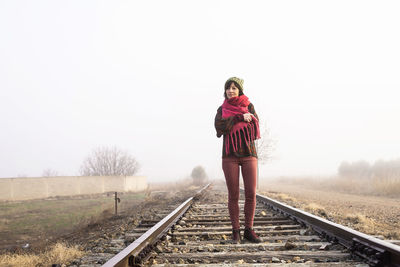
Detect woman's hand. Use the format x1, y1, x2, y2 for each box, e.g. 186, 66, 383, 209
243, 113, 252, 122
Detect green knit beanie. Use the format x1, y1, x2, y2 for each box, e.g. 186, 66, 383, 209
225, 77, 244, 92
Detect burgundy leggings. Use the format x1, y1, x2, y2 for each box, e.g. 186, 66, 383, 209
222, 156, 257, 229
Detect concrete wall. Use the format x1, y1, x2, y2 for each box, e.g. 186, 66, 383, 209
0, 176, 147, 201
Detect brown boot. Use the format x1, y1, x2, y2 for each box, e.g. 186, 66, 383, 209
244, 227, 261, 243
232, 229, 241, 244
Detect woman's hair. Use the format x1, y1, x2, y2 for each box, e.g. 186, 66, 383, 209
224, 81, 244, 99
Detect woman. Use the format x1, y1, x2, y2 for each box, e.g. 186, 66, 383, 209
214, 77, 261, 244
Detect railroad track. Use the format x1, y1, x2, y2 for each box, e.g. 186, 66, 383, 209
101, 182, 400, 267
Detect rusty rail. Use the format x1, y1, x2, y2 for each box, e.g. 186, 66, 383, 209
102, 183, 211, 267
255, 192, 400, 267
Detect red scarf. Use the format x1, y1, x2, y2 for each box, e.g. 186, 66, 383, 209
222, 95, 260, 155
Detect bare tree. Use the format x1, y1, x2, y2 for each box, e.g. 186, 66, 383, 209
42, 169, 58, 177
256, 120, 276, 165
338, 160, 371, 179
191, 165, 208, 186
80, 146, 140, 176
255, 120, 276, 189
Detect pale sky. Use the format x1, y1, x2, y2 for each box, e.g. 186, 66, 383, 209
1, 1, 400, 182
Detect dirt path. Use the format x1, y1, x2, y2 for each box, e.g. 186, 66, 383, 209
259, 180, 400, 240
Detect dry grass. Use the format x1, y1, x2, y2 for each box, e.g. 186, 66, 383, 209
325, 176, 400, 197
264, 192, 328, 219
304, 203, 327, 217
344, 213, 371, 224
259, 191, 298, 206
261, 175, 400, 197
0, 242, 84, 267
343, 213, 377, 233
372, 177, 400, 196
386, 230, 400, 240
273, 193, 296, 203
328, 177, 371, 194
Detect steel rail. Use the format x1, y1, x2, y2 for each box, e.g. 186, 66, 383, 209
255, 192, 400, 267
102, 183, 211, 267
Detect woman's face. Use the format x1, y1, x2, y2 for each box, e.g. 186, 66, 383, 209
226, 82, 240, 99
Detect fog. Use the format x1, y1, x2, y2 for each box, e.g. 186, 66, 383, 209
1, 1, 400, 182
